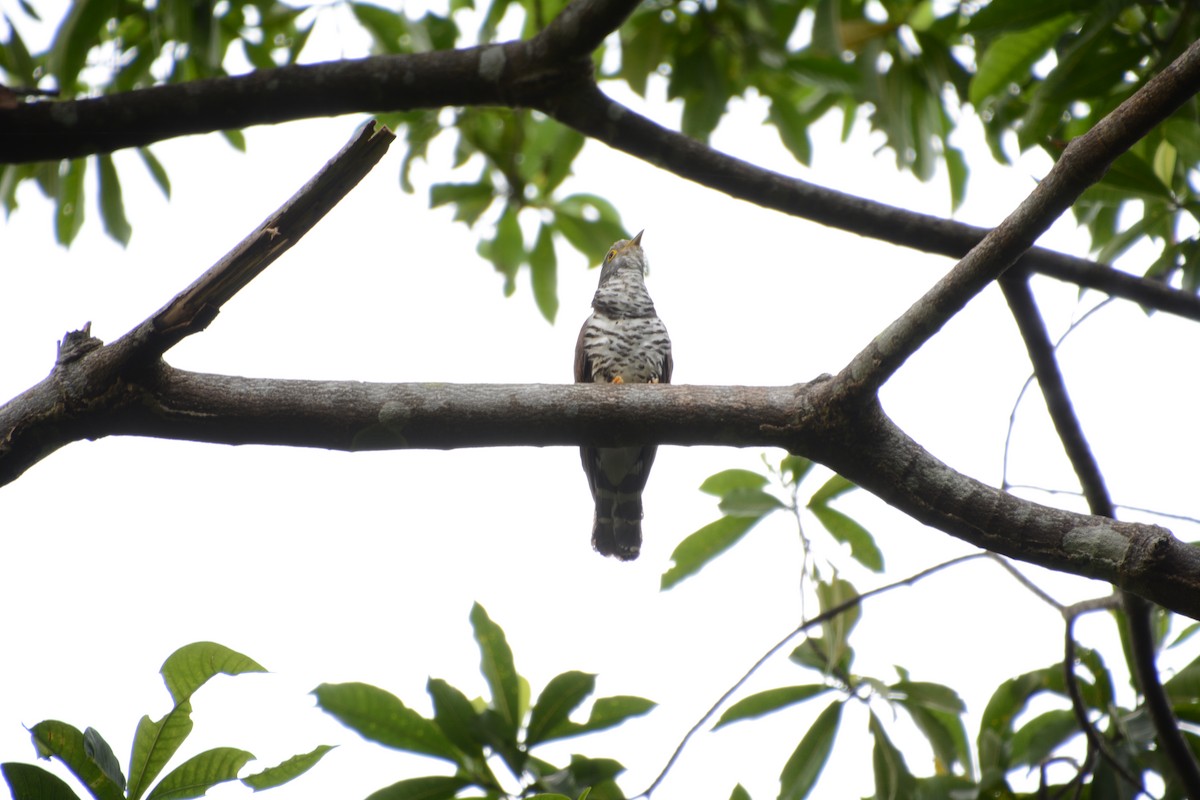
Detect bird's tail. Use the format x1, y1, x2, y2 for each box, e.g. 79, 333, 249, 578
592, 493, 643, 561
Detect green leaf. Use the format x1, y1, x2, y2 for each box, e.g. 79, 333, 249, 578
221, 129, 247, 152
977, 666, 1062, 772
483, 204, 525, 292
699, 469, 768, 497
713, 685, 831, 730
540, 695, 656, 742
889, 681, 964, 714
780, 455, 812, 485
869, 712, 915, 800
1170, 622, 1200, 649
553, 194, 625, 261
426, 678, 483, 759
55, 158, 86, 247
966, 0, 1087, 35
1165, 652, 1200, 703
429, 180, 495, 226
768, 97, 814, 166
809, 505, 883, 572
470, 602, 521, 736
240, 745, 335, 791
47, 0, 113, 90
889, 679, 971, 773
661, 515, 760, 591
160, 642, 265, 705
945, 144, 968, 213
968, 15, 1073, 106
365, 776, 470, 800
1009, 709, 1079, 768
816, 577, 860, 669
128, 703, 195, 800
2, 762, 82, 800
137, 148, 171, 199
527, 671, 596, 746
718, 487, 784, 517
1097, 150, 1175, 202
96, 154, 131, 246
313, 682, 461, 763
145, 748, 253, 800
807, 474, 855, 505
780, 700, 842, 800
728, 784, 752, 800
82, 727, 125, 791
351, 2, 410, 53
27, 721, 124, 800
529, 222, 558, 323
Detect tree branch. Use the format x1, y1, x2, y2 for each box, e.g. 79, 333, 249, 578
1001, 273, 1200, 796
540, 82, 1200, 323
3, 6, 1199, 322
835, 37, 1200, 396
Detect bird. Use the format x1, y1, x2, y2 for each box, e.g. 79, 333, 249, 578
574, 230, 673, 560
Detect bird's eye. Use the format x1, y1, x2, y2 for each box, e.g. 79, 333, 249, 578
605, 250, 616, 262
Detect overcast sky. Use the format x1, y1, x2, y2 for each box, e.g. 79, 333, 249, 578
4, 6, 1200, 800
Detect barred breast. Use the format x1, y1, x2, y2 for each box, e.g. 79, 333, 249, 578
580, 312, 672, 384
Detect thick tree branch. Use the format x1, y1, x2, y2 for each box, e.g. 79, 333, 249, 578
1001, 273, 1200, 796
4, 355, 1199, 619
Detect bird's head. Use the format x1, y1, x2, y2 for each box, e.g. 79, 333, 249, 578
598, 230, 647, 284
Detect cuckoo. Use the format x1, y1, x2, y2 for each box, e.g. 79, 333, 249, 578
574, 231, 673, 560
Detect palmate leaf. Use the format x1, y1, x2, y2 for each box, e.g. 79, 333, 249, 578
127, 701, 194, 800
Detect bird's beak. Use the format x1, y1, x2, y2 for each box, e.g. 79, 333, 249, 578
630, 230, 644, 247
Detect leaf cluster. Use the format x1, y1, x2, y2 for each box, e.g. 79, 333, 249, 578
313, 602, 654, 800
0, 0, 311, 246
6, 0, 1199, 309
1, 641, 332, 800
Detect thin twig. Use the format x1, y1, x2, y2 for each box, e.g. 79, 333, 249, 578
986, 553, 1066, 611
636, 552, 987, 798
1005, 485, 1200, 526
1001, 297, 1113, 491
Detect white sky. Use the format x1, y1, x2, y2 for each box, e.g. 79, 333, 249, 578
3, 5, 1200, 800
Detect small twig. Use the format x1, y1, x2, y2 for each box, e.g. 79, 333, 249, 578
1004, 485, 1200, 526
636, 552, 987, 798
1001, 297, 1113, 491
986, 553, 1067, 611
